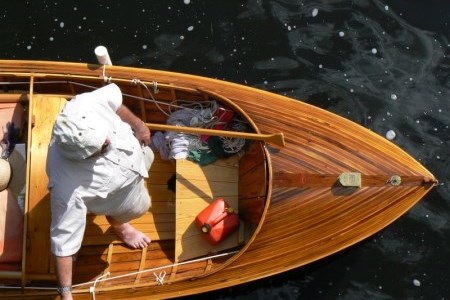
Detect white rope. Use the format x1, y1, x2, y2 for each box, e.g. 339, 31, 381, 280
220, 136, 246, 154
0, 80, 186, 110
132, 78, 171, 117
100, 64, 112, 83
188, 135, 210, 152
102, 65, 106, 81
0, 251, 238, 293
153, 271, 166, 286
72, 251, 238, 289
89, 272, 110, 300
152, 80, 159, 94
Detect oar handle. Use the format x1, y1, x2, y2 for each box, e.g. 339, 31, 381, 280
145, 123, 285, 148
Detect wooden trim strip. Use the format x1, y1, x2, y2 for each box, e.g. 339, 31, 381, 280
273, 172, 437, 188
170, 84, 177, 104
204, 259, 213, 273
24, 273, 56, 281
0, 271, 22, 279
21, 74, 34, 287
0, 94, 29, 102
0, 71, 203, 96
134, 247, 148, 285
103, 243, 114, 278
136, 84, 147, 122
169, 265, 178, 282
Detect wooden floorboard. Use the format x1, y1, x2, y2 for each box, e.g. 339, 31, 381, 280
175, 157, 240, 262
82, 152, 176, 246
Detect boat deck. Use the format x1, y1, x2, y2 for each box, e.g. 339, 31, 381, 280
0, 92, 260, 289
175, 157, 243, 262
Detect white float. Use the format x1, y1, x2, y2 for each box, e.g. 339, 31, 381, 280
95, 46, 112, 65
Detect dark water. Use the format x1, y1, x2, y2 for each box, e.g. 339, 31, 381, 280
1, 0, 448, 299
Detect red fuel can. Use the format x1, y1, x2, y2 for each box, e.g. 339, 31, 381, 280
195, 198, 240, 245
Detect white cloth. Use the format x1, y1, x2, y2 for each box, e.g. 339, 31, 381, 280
47, 84, 153, 257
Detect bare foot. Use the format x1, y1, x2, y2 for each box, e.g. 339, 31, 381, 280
106, 217, 151, 248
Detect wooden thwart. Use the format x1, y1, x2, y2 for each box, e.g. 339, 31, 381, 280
26, 95, 67, 275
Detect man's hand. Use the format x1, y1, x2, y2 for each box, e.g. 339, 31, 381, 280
116, 105, 151, 146
134, 121, 151, 146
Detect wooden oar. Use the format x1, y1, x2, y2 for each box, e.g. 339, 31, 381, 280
145, 122, 285, 147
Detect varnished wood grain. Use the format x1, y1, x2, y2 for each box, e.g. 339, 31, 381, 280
26, 96, 66, 275
175, 157, 240, 262
0, 60, 437, 299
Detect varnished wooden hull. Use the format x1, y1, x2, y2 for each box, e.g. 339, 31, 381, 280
0, 60, 436, 299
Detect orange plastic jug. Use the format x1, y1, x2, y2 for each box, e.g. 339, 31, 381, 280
195, 198, 239, 245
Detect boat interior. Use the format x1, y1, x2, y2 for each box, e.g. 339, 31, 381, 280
0, 75, 270, 291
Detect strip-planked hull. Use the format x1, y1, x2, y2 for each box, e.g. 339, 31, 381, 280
0, 60, 436, 299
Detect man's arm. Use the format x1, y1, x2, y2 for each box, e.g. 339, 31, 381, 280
116, 105, 150, 145
55, 255, 73, 300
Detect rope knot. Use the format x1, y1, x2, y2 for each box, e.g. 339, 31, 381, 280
153, 271, 166, 286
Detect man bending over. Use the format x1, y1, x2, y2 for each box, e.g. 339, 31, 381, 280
46, 83, 154, 300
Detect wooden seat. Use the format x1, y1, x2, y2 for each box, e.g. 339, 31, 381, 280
0, 103, 26, 273
26, 95, 67, 276
175, 156, 242, 262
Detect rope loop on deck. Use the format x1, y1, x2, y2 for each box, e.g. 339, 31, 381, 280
153, 271, 166, 286
89, 272, 110, 300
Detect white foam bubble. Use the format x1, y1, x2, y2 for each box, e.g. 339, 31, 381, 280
386, 130, 396, 140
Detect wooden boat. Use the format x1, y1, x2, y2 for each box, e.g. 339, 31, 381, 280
0, 59, 437, 299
